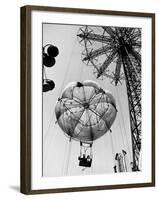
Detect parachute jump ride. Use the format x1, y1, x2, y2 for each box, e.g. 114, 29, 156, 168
55, 80, 117, 168
43, 24, 141, 175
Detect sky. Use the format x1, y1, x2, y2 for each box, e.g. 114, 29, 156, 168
42, 23, 133, 177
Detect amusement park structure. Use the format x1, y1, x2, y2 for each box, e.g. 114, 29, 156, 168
77, 26, 141, 171
55, 80, 117, 169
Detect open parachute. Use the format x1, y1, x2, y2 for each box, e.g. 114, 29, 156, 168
55, 80, 117, 167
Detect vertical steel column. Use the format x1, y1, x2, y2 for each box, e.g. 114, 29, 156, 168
121, 49, 141, 171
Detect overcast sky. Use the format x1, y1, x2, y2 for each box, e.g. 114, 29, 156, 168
42, 23, 133, 177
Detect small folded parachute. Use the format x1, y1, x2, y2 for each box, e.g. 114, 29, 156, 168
43, 79, 55, 92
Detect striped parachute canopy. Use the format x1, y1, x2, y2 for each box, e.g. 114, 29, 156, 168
55, 80, 117, 143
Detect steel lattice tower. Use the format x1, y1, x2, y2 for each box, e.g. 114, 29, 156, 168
77, 26, 141, 171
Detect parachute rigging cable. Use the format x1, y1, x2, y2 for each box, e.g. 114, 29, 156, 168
109, 132, 116, 170
59, 36, 78, 97
64, 137, 72, 176
115, 84, 132, 167
43, 67, 47, 80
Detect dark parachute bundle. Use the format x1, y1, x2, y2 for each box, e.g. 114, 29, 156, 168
43, 79, 55, 92
43, 45, 59, 67
43, 44, 59, 92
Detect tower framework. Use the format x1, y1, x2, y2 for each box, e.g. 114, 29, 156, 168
77, 26, 141, 171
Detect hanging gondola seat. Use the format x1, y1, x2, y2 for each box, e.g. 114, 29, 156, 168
78, 155, 92, 167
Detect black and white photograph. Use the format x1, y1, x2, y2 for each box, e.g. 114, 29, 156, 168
42, 23, 142, 177
20, 6, 155, 194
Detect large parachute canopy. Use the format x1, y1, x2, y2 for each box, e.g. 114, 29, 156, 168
55, 80, 117, 143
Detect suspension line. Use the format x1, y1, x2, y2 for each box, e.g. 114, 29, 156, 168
64, 137, 72, 176
59, 35, 78, 97
115, 86, 132, 162
109, 132, 116, 168
43, 66, 47, 80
